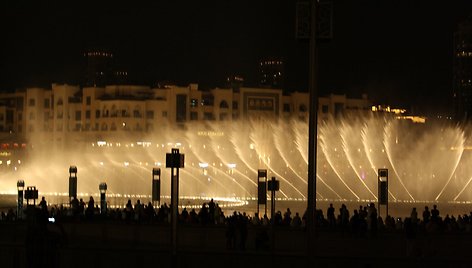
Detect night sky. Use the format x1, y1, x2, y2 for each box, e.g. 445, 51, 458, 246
2, 1, 472, 115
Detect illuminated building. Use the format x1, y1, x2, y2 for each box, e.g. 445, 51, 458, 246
453, 17, 472, 121
83, 49, 114, 87
0, 82, 384, 147
259, 58, 284, 89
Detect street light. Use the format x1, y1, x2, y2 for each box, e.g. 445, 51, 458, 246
69, 166, 78, 204
99, 182, 107, 214
152, 168, 161, 206
17, 180, 25, 219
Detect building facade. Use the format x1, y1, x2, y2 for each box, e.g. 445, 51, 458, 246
453, 17, 472, 121
0, 83, 372, 147
259, 58, 284, 89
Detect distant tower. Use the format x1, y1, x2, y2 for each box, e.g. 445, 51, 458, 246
259, 58, 284, 89
453, 17, 472, 121
226, 75, 244, 91
83, 49, 114, 87
114, 71, 129, 85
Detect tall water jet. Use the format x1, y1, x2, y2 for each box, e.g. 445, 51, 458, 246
0, 115, 471, 204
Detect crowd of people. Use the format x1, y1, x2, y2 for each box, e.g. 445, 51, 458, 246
2, 196, 472, 237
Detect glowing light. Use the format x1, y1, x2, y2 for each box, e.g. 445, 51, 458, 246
199, 162, 209, 168
227, 163, 236, 169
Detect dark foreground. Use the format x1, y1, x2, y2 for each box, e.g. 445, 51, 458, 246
1, 220, 471, 268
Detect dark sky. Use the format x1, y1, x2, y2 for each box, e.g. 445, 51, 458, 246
2, 1, 472, 115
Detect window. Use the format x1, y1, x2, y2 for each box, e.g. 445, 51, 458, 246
0, 113, 4, 121
334, 103, 344, 118
110, 123, 117, 131
29, 124, 34, 132
44, 112, 49, 121
220, 113, 228, 120
299, 104, 307, 112
28, 99, 35, 106
86, 110, 91, 119
283, 103, 291, 112
44, 99, 50, 108
204, 112, 214, 120
75, 111, 81, 121
86, 96, 91, 105
57, 112, 63, 119
190, 112, 198, 120
18, 113, 22, 121
57, 98, 63, 106
190, 98, 198, 108
18, 125, 22, 133
133, 108, 141, 118
75, 123, 81, 131
220, 100, 229, 109
96, 110, 100, 118
101, 123, 108, 131
111, 105, 117, 117
322, 105, 329, 114
162, 111, 167, 117
232, 101, 238, 109
29, 112, 35, 120
176, 94, 186, 122
146, 124, 154, 132
146, 110, 154, 119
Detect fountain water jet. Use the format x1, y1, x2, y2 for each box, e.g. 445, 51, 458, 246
0, 115, 470, 204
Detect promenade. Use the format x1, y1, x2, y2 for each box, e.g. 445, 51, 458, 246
1, 216, 471, 268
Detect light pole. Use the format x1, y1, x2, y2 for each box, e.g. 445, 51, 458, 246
152, 168, 161, 207
166, 148, 184, 264
17, 180, 25, 219
99, 182, 107, 214
69, 166, 78, 204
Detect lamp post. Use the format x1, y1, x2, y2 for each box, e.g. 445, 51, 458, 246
69, 166, 78, 204
166, 148, 184, 264
17, 180, 25, 219
152, 168, 161, 207
378, 169, 389, 217
99, 182, 107, 214
257, 169, 267, 216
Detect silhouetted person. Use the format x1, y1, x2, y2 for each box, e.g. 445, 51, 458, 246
368, 203, 377, 236
125, 199, 134, 221
71, 197, 79, 217
134, 199, 144, 221
410, 207, 418, 225
37, 196, 49, 221
86, 196, 94, 219
208, 198, 216, 224
423, 206, 431, 224
283, 208, 292, 225
226, 212, 237, 249
238, 213, 248, 250
291, 212, 302, 227
78, 198, 85, 216
145, 202, 155, 221
431, 205, 440, 222
181, 207, 189, 223
327, 203, 335, 227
